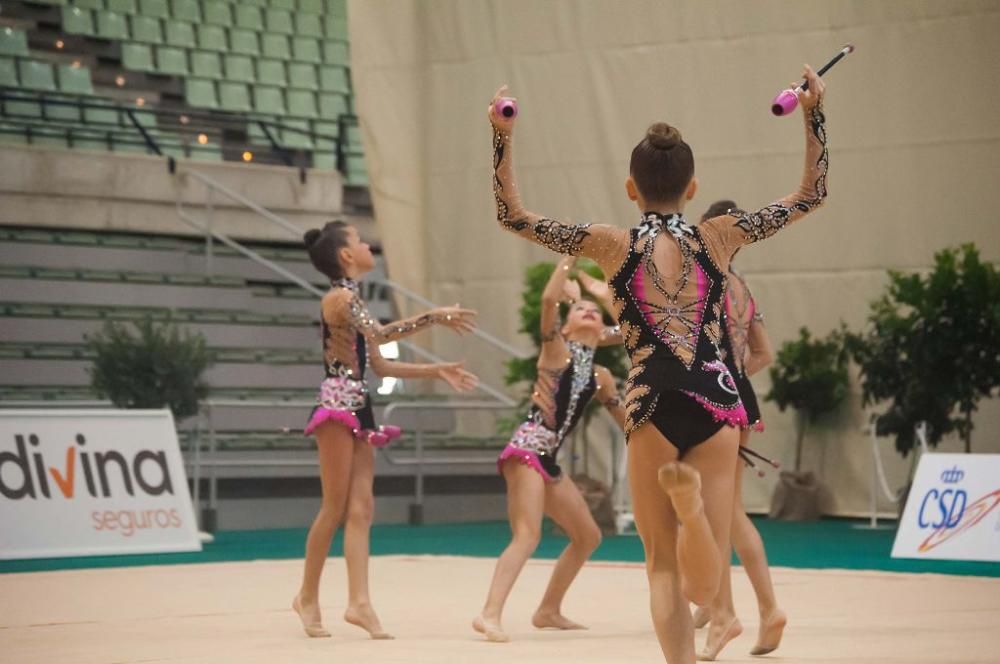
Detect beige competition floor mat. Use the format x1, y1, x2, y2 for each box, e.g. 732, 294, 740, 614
2, 555, 998, 663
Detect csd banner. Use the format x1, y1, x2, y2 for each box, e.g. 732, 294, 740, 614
0, 409, 201, 559
892, 453, 1000, 563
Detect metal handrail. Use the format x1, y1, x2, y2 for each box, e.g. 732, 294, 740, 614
176, 167, 531, 362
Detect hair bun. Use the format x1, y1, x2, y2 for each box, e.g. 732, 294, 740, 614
303, 228, 322, 247
646, 122, 682, 150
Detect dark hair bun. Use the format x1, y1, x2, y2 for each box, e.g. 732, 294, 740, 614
303, 228, 322, 247
646, 122, 682, 150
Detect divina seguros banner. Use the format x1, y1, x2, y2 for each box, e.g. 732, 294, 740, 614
0, 410, 201, 559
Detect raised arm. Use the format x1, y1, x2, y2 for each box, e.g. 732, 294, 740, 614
743, 311, 774, 377
539, 256, 576, 351
488, 86, 628, 275
594, 366, 626, 431
702, 65, 829, 255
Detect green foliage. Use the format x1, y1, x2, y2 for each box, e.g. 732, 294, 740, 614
847, 244, 1000, 456
765, 326, 849, 472
86, 319, 211, 420
503, 260, 628, 426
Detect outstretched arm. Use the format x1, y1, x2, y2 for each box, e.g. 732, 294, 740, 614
488, 86, 628, 275
703, 65, 829, 254
366, 341, 479, 391
347, 291, 475, 343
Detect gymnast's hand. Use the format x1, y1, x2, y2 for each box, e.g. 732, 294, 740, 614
562, 279, 582, 304
577, 270, 611, 305
797, 64, 825, 112
434, 305, 478, 335
488, 85, 517, 133
437, 362, 480, 392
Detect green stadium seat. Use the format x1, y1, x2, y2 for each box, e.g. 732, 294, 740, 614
57, 64, 94, 94
138, 0, 168, 18
62, 7, 96, 36
44, 94, 83, 122
196, 25, 226, 52
319, 65, 348, 92
191, 51, 222, 78
299, 0, 324, 15
0, 28, 29, 57
289, 62, 317, 90
4, 100, 42, 121
185, 78, 218, 109
96, 11, 129, 40
190, 141, 222, 161
203, 1, 232, 26
230, 29, 260, 57
326, 0, 347, 17
122, 42, 154, 71
24, 0, 67, 5
164, 20, 196, 48
323, 41, 348, 65
292, 37, 321, 64
312, 119, 339, 142
253, 86, 285, 115
235, 5, 263, 31
270, 0, 296, 11
108, 0, 138, 13
325, 15, 347, 41
287, 89, 317, 118
318, 92, 347, 119
83, 103, 121, 126
156, 46, 188, 75
219, 82, 251, 112
265, 9, 294, 35
256, 59, 286, 86
294, 12, 323, 39
224, 54, 254, 82
18, 60, 57, 91
311, 151, 337, 171
111, 135, 149, 153
239, 0, 266, 6
261, 34, 290, 60
0, 57, 17, 86
169, 0, 200, 23
75, 0, 104, 10
130, 15, 163, 43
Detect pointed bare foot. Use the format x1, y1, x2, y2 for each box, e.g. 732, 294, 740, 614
292, 594, 331, 638
473, 614, 510, 642
532, 609, 588, 630
658, 462, 703, 520
697, 616, 743, 661
692, 605, 710, 629
344, 604, 394, 640
751, 608, 786, 656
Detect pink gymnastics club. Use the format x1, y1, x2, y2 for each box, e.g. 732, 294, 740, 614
771, 43, 855, 116
493, 98, 518, 119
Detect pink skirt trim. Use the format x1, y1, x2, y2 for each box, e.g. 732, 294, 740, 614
304, 407, 361, 436
681, 390, 750, 429
497, 444, 556, 482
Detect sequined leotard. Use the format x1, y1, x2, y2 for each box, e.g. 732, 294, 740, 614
720, 267, 764, 431
490, 100, 828, 455
498, 341, 612, 481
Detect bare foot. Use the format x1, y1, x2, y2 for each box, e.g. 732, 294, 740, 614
344, 604, 394, 640
698, 616, 743, 661
657, 462, 703, 520
532, 609, 588, 630
473, 614, 510, 642
692, 605, 710, 629
292, 594, 331, 638
751, 608, 787, 656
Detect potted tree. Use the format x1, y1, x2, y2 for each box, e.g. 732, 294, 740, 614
848, 244, 1000, 512
765, 327, 849, 520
